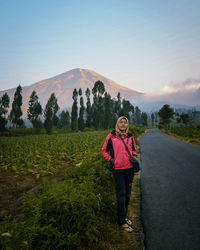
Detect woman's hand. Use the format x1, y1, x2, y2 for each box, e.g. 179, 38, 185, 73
110, 158, 114, 164
130, 156, 137, 163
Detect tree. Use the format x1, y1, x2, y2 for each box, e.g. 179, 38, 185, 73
176, 113, 190, 127
103, 92, 112, 129
78, 88, 85, 131
71, 89, 78, 131
115, 92, 122, 116
9, 85, 24, 128
130, 104, 135, 125
135, 106, 141, 126
119, 99, 132, 120
85, 88, 92, 128
0, 93, 10, 131
92, 81, 105, 129
44, 93, 59, 134
141, 112, 148, 127
151, 113, 155, 126
57, 110, 70, 128
27, 90, 43, 130
158, 104, 174, 129
154, 112, 158, 124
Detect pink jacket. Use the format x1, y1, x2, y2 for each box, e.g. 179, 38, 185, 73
101, 130, 137, 170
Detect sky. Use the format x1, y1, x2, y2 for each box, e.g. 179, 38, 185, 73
0, 0, 200, 94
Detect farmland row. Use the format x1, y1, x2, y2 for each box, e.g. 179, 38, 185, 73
0, 131, 109, 177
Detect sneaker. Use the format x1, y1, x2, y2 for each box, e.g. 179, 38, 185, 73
121, 223, 134, 232
125, 218, 132, 225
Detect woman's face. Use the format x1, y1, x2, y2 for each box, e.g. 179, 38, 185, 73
118, 118, 128, 131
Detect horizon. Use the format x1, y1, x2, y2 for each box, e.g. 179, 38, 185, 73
0, 0, 200, 95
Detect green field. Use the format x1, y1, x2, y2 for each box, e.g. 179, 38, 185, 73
169, 127, 200, 138
163, 127, 200, 145
0, 127, 145, 249
0, 130, 109, 177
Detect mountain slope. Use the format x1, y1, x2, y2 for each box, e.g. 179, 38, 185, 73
0, 68, 144, 117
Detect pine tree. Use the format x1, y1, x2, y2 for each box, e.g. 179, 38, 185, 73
85, 88, 92, 128
78, 88, 85, 131
9, 85, 24, 128
0, 93, 10, 131
71, 89, 78, 131
44, 93, 59, 134
27, 90, 43, 130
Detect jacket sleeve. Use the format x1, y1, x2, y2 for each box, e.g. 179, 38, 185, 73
132, 137, 137, 157
101, 134, 112, 162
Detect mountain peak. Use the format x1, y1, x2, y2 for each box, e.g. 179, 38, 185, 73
0, 68, 144, 117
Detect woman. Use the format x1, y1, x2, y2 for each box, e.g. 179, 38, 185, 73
101, 116, 137, 232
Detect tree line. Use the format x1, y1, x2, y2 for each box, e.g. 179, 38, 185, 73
0, 81, 150, 134
1, 80, 197, 134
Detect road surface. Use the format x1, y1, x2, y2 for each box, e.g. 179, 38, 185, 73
140, 129, 200, 250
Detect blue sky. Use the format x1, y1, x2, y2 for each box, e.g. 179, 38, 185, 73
0, 0, 200, 93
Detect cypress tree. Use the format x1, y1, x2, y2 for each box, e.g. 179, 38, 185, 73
115, 92, 122, 116
130, 104, 135, 125
71, 88, 78, 131
9, 85, 24, 128
27, 90, 43, 130
44, 93, 59, 134
85, 88, 92, 128
103, 92, 112, 129
119, 99, 131, 120
92, 81, 105, 129
141, 112, 148, 127
57, 110, 70, 128
151, 113, 155, 126
135, 106, 141, 126
0, 93, 10, 131
78, 88, 85, 131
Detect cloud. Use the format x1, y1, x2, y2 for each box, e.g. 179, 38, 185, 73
142, 77, 200, 106
168, 78, 200, 91
156, 78, 200, 95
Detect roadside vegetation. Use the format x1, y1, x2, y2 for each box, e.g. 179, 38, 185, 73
154, 104, 200, 145
0, 126, 145, 250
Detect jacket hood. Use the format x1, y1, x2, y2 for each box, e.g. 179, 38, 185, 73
115, 116, 129, 136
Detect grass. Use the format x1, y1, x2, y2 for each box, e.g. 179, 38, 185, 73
161, 128, 200, 146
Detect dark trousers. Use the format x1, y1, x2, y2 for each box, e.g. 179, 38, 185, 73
113, 168, 134, 225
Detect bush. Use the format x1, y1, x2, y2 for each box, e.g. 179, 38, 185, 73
0, 152, 115, 249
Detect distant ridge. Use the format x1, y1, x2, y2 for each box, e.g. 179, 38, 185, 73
0, 68, 144, 117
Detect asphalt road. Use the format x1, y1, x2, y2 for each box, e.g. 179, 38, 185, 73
140, 129, 200, 250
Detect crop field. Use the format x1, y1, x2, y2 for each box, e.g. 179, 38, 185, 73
0, 127, 145, 249
0, 130, 109, 177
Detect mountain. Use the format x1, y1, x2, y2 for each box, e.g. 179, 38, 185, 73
0, 68, 144, 117
1, 69, 199, 118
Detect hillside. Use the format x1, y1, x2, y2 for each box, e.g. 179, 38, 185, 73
0, 68, 144, 117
